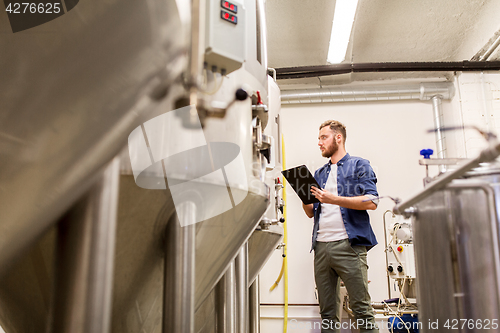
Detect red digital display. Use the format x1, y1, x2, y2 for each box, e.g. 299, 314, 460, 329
220, 10, 237, 24
221, 0, 237, 13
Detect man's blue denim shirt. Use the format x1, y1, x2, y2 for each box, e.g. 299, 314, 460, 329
311, 153, 378, 252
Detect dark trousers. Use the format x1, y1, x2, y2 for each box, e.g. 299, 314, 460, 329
314, 239, 378, 333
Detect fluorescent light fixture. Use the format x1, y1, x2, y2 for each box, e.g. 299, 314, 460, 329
327, 0, 359, 64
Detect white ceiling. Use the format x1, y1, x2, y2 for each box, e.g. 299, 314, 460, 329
265, 0, 500, 84
265, 0, 336, 68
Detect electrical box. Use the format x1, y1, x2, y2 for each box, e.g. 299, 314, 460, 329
205, 0, 246, 74
387, 243, 416, 279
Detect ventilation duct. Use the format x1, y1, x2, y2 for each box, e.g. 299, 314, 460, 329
280, 82, 454, 104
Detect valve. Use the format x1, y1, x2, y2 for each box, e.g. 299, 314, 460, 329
176, 88, 249, 128
259, 217, 281, 230
420, 149, 434, 159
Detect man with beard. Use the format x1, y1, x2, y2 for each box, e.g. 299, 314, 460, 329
302, 120, 379, 333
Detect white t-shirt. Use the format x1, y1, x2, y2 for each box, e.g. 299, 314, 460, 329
317, 164, 348, 242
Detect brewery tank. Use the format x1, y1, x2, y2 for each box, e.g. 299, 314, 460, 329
412, 163, 500, 332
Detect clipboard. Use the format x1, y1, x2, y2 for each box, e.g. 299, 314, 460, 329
281, 165, 321, 204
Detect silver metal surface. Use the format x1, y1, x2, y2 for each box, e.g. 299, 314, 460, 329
110, 175, 267, 332
418, 158, 469, 165
108, 54, 270, 331
0, 230, 55, 333
185, 0, 206, 128
195, 287, 217, 333
248, 227, 283, 285
280, 82, 455, 104
50, 157, 120, 333
189, 0, 205, 90
0, 2, 272, 332
0, 0, 186, 277
235, 243, 249, 333
413, 177, 500, 333
110, 175, 172, 333
0, 172, 267, 333
216, 262, 236, 333
163, 201, 196, 333
194, 189, 268, 310
431, 95, 447, 173
249, 276, 260, 333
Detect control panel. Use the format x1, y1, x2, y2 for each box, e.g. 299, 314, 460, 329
205, 0, 245, 75
387, 243, 416, 279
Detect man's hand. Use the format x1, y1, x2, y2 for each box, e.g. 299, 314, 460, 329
310, 187, 333, 204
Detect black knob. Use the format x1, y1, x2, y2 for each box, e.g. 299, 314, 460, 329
397, 265, 403, 273
387, 266, 394, 273
235, 88, 248, 101
279, 217, 285, 223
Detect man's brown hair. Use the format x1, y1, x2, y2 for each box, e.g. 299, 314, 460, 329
319, 120, 347, 145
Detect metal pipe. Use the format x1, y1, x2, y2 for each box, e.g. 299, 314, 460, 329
280, 82, 455, 104
235, 243, 249, 333
249, 276, 260, 333
431, 95, 447, 173
188, 0, 205, 92
268, 68, 277, 82
346, 300, 419, 316
163, 201, 196, 333
374, 309, 419, 315
49, 156, 120, 333
275, 61, 500, 80
184, 0, 206, 127
393, 140, 500, 215
479, 35, 500, 61
382, 211, 394, 299
215, 272, 227, 333
216, 262, 236, 333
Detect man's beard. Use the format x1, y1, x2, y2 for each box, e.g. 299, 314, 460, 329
322, 140, 338, 158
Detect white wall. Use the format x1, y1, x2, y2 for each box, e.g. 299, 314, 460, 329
259, 72, 500, 333
278, 98, 441, 300
260, 92, 443, 333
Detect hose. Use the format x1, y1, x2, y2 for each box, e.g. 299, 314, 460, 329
282, 134, 288, 333
269, 261, 284, 292
268, 134, 288, 332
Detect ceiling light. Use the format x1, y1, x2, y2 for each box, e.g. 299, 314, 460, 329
326, 0, 359, 64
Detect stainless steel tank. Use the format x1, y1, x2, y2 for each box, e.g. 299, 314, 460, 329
248, 227, 283, 285
0, 0, 187, 278
412, 163, 500, 332
0, 0, 277, 331
112, 172, 268, 333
